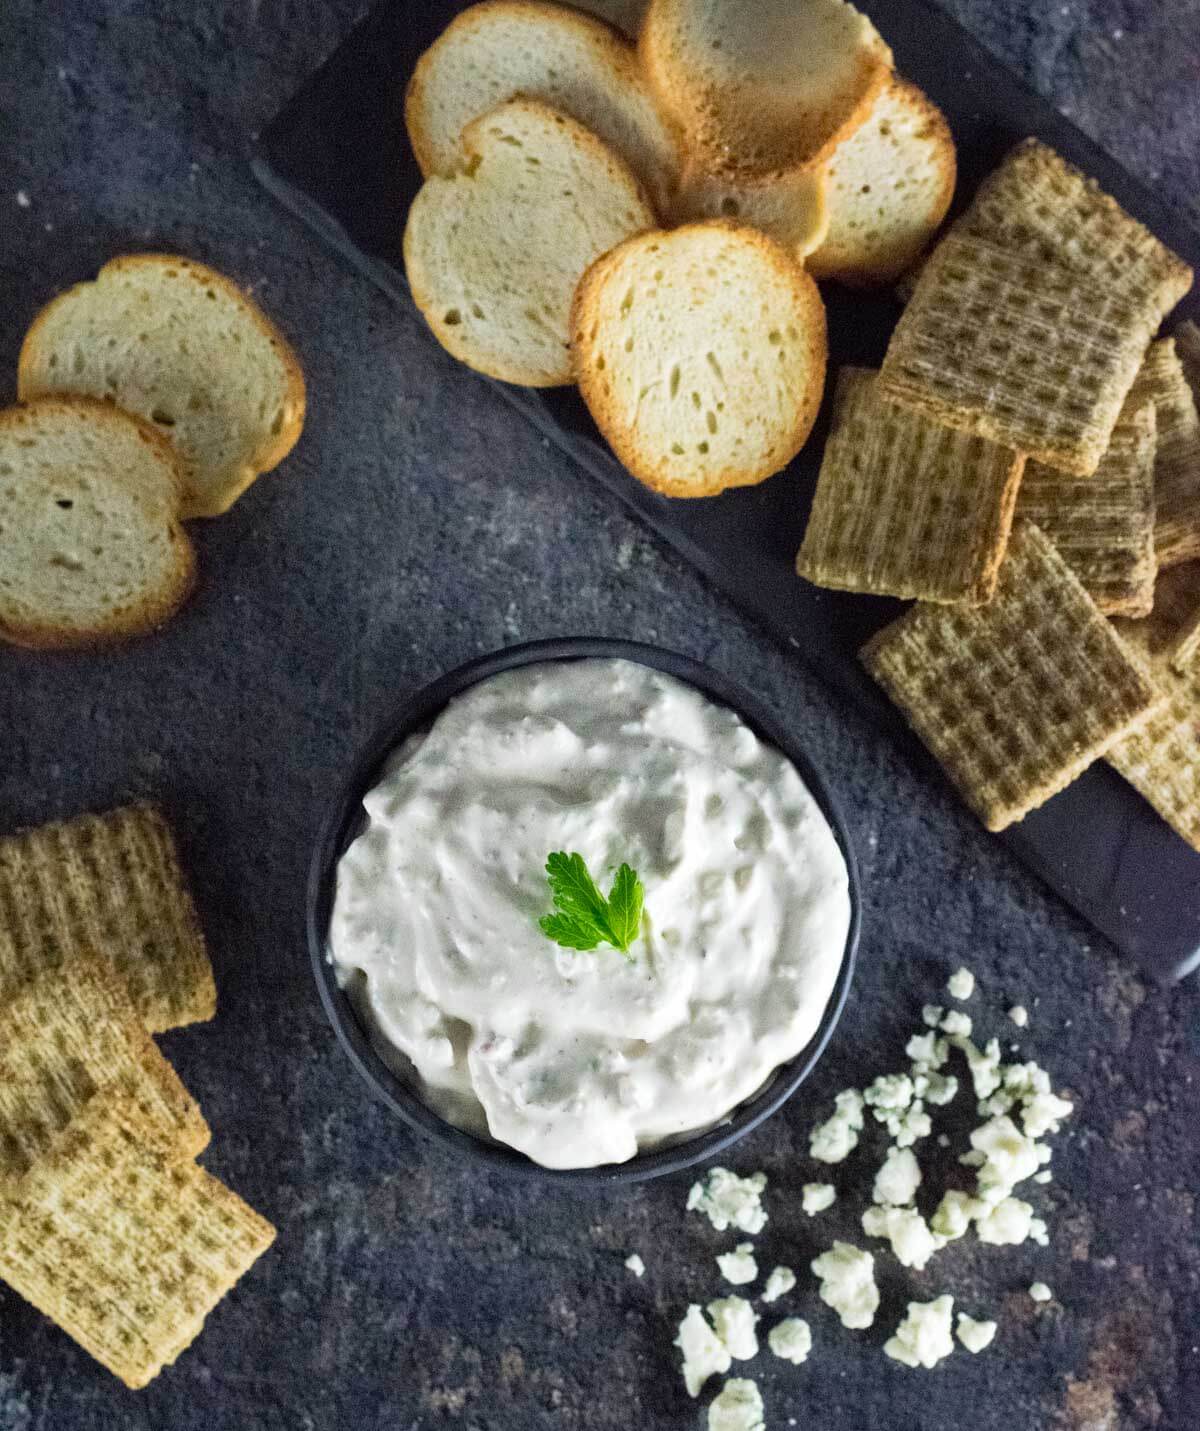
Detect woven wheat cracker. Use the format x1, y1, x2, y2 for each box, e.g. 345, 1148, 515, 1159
1107, 631, 1200, 852
0, 804, 215, 1033
879, 230, 1176, 476
797, 366, 1024, 605
861, 523, 1163, 830
880, 141, 1192, 476
1115, 561, 1200, 680
959, 140, 1193, 301
0, 950, 207, 1179
1015, 401, 1157, 616
1127, 339, 1200, 568
0, 1088, 274, 1388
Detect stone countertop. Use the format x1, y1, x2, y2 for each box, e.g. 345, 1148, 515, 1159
1, 3, 1198, 1429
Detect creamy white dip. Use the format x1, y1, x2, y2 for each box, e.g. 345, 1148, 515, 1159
328, 659, 851, 1169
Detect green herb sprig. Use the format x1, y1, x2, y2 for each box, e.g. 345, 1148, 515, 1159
538, 851, 644, 961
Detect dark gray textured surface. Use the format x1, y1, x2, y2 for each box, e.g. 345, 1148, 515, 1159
1, 3, 1198, 1429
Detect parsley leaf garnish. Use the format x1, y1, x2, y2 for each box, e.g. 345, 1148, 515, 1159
539, 851, 644, 961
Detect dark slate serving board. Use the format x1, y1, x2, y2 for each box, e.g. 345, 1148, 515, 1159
252, 0, 1200, 983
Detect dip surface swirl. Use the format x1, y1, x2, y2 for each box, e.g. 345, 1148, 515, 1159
329, 659, 851, 1169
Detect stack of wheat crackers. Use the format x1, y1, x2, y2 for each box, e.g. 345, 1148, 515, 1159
0, 803, 275, 1388
796, 138, 1200, 846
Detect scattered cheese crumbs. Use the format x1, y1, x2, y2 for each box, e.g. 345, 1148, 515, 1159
811, 1242, 879, 1329
810, 1089, 866, 1164
930, 1190, 986, 1241
716, 1244, 758, 1287
1034, 1170, 1053, 1185
16, 190, 31, 208
864, 1073, 914, 1111
966, 1115, 1044, 1204
936, 1133, 951, 1149
625, 1253, 645, 1277
956, 1314, 997, 1353
884, 1295, 956, 1369
1029, 1216, 1049, 1247
873, 1148, 921, 1207
947, 968, 976, 1000
1021, 1091, 1075, 1139
1029, 1282, 1053, 1303
1009, 1005, 1029, 1028
953, 1035, 1003, 1101
761, 1266, 796, 1304
767, 1318, 812, 1365
675, 1305, 731, 1397
939, 1010, 973, 1038
922, 1004, 945, 1028
914, 1070, 959, 1106
688, 1169, 769, 1234
802, 1183, 837, 1216
906, 1031, 950, 1070
861, 1206, 945, 1270
975, 1196, 1037, 1246
707, 1378, 765, 1431
881, 1099, 932, 1148
707, 1297, 759, 1360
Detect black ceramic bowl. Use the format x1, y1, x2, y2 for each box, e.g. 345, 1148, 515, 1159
307, 638, 861, 1185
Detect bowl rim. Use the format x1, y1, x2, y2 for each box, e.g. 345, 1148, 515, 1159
307, 637, 861, 1185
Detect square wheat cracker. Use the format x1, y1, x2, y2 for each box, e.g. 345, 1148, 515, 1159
879, 141, 1192, 476
0, 1087, 275, 1389
0, 803, 215, 1032
797, 366, 1025, 605
861, 523, 1164, 831
0, 949, 208, 1179
878, 230, 1184, 477
1015, 400, 1157, 616
959, 140, 1192, 300
1127, 338, 1200, 569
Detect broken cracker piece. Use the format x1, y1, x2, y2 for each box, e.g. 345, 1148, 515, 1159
1015, 400, 1157, 616
0, 804, 215, 1033
1107, 634, 1200, 851
862, 523, 1164, 830
0, 950, 208, 1178
0, 1087, 274, 1389
797, 366, 1024, 605
1127, 339, 1200, 569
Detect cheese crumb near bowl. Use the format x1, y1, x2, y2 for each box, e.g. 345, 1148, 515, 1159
675, 1305, 731, 1397
811, 1242, 879, 1329
707, 1297, 760, 1360
761, 1266, 797, 1304
956, 1313, 997, 1353
707, 1378, 765, 1431
873, 1147, 921, 1206
809, 1089, 865, 1164
716, 1243, 758, 1286
624, 1253, 645, 1277
1009, 1005, 1029, 1028
884, 1295, 956, 1369
802, 1182, 837, 1215
767, 1317, 813, 1364
861, 1205, 945, 1270
1029, 1282, 1053, 1303
688, 1169, 769, 1235
947, 967, 976, 1000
